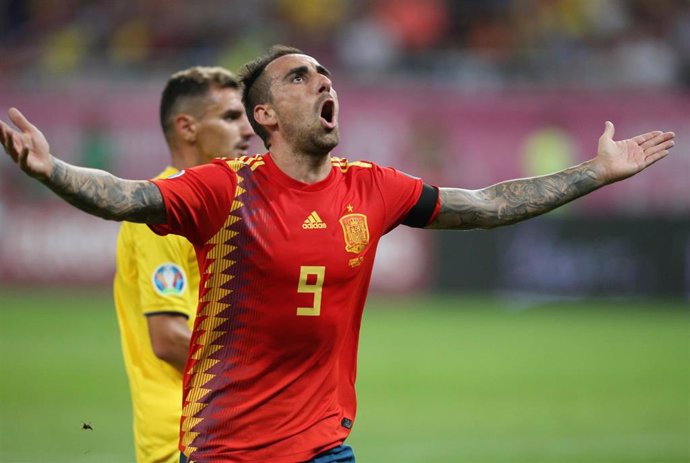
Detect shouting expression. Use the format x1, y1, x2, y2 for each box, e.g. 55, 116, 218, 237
261, 54, 339, 156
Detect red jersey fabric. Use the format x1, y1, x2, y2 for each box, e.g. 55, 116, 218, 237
150, 153, 434, 463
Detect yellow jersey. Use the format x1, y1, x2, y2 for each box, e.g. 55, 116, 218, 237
113, 167, 199, 463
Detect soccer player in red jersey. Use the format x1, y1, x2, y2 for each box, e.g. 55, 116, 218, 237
0, 45, 675, 462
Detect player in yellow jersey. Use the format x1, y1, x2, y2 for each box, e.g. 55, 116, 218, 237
113, 66, 253, 463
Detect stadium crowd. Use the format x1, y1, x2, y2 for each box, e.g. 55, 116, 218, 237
1, 0, 688, 88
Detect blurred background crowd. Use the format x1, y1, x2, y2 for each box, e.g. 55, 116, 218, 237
1, 0, 689, 88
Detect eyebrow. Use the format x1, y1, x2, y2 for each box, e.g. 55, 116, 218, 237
284, 64, 332, 80
316, 65, 331, 77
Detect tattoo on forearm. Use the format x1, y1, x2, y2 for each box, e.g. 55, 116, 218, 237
46, 159, 165, 223
429, 163, 601, 230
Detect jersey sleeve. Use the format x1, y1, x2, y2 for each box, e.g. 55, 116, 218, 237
148, 160, 237, 245
131, 224, 197, 317
373, 165, 440, 233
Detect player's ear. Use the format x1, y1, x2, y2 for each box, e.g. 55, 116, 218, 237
174, 114, 197, 143
254, 104, 276, 128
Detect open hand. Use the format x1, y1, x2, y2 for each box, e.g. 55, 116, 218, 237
595, 121, 675, 184
0, 108, 54, 181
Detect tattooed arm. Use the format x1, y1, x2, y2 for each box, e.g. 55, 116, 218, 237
427, 122, 675, 230
46, 159, 165, 223
428, 162, 600, 229
1, 108, 164, 223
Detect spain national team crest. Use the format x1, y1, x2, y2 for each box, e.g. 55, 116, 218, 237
152, 263, 187, 296
339, 213, 370, 254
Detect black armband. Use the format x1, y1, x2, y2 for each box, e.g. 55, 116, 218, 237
402, 183, 438, 228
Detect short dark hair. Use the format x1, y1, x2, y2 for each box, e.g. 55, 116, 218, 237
239, 45, 304, 147
160, 66, 240, 141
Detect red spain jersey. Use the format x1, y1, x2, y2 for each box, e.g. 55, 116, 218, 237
150, 153, 438, 463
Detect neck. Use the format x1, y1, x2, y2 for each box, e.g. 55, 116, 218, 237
169, 146, 205, 171
269, 144, 332, 184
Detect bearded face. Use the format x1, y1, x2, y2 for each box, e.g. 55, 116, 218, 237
263, 54, 340, 157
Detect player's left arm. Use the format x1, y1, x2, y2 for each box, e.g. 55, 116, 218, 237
426, 122, 675, 230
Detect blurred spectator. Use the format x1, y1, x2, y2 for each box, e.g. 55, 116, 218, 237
108, 17, 151, 67
613, 29, 679, 88
277, 0, 348, 33
39, 23, 89, 75
336, 5, 401, 77
670, 6, 690, 86
373, 0, 449, 51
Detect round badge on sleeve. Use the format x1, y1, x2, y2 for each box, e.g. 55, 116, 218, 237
152, 263, 187, 296
167, 169, 185, 179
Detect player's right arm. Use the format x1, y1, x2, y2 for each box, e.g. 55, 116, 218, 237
147, 315, 191, 373
0, 108, 165, 224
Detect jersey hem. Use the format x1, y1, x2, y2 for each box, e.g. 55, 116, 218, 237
143, 310, 191, 318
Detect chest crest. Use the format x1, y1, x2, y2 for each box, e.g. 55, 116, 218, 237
339, 211, 370, 255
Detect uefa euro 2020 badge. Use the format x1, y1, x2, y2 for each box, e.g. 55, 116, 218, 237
152, 263, 187, 296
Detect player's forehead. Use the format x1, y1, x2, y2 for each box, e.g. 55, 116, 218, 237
196, 85, 243, 114
217, 85, 243, 105
265, 53, 321, 78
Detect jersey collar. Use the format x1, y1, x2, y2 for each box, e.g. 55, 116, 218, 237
262, 152, 338, 192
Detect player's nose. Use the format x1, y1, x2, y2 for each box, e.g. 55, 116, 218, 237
317, 74, 332, 94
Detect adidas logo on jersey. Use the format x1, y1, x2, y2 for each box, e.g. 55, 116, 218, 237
303, 211, 327, 229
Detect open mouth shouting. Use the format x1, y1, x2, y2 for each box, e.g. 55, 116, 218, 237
319, 99, 336, 130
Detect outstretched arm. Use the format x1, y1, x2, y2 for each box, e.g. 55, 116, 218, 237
427, 122, 674, 230
1, 108, 165, 223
